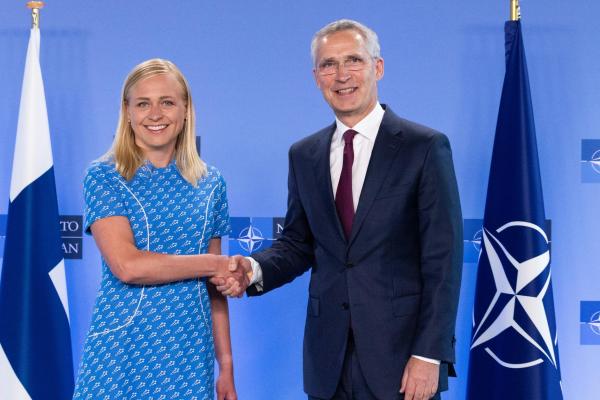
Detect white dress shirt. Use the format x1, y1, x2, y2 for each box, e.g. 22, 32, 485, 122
247, 103, 439, 365
329, 103, 385, 210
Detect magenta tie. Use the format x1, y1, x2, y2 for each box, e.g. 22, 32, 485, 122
335, 129, 357, 239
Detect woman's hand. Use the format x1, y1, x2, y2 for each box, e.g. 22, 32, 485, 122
211, 256, 251, 297
216, 366, 237, 400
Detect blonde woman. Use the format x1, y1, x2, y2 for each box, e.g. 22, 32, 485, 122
73, 59, 240, 400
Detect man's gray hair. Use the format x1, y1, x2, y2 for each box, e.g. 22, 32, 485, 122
311, 19, 381, 66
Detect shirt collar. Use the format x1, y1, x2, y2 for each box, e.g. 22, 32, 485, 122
334, 102, 385, 143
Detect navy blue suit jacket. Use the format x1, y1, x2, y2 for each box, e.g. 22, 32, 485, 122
248, 106, 463, 399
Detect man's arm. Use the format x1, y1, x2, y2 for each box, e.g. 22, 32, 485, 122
401, 133, 462, 400
248, 147, 315, 294
411, 133, 463, 362
213, 146, 315, 296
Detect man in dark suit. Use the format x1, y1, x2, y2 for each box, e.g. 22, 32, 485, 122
215, 19, 462, 400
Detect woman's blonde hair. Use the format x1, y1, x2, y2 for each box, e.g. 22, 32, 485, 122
108, 58, 206, 185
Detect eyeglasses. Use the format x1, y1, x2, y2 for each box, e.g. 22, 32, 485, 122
317, 56, 372, 76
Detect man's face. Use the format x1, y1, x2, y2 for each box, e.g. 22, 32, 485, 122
313, 29, 384, 127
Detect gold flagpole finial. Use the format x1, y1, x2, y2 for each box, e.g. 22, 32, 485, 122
26, 1, 45, 29
510, 0, 521, 21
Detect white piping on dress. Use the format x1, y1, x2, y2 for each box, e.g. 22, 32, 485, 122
197, 184, 219, 329
89, 178, 149, 338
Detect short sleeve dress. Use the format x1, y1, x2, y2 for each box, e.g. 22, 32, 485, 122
73, 160, 230, 400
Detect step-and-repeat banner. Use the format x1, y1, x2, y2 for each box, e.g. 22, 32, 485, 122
1, 1, 598, 398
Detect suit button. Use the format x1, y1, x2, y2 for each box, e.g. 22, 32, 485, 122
346, 262, 354, 268
342, 302, 349, 310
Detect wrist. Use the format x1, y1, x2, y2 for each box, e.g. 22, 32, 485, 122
245, 261, 253, 281
218, 360, 234, 374
212, 255, 227, 276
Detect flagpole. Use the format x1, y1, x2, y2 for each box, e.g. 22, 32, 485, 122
510, 0, 520, 21
467, 3, 564, 398
26, 1, 44, 29
1, 1, 74, 398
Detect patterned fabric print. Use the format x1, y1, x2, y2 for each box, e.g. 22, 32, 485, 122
74, 161, 230, 400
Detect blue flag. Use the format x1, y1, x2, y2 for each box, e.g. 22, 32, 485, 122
0, 27, 74, 399
466, 21, 563, 400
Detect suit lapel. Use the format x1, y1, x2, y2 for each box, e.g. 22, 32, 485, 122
349, 108, 404, 245
310, 123, 348, 242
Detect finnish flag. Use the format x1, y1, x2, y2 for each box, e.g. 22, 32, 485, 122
0, 27, 74, 399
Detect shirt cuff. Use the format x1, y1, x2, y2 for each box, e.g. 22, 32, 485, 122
246, 257, 264, 292
411, 355, 440, 365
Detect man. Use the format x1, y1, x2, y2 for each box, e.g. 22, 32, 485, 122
216, 19, 462, 400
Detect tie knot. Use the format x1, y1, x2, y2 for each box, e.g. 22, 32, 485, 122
343, 129, 357, 144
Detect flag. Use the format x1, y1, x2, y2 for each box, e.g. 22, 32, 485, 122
466, 20, 563, 400
0, 27, 74, 399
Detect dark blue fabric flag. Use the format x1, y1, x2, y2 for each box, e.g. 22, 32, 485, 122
0, 27, 74, 399
466, 21, 563, 400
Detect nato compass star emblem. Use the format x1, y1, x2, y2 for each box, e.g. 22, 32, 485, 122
590, 150, 600, 174
237, 225, 265, 253
471, 229, 483, 253
471, 221, 558, 369
588, 311, 600, 336
580, 140, 600, 182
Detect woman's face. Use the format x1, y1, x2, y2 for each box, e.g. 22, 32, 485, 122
126, 73, 187, 162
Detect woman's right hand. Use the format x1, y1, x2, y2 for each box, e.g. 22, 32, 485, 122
211, 255, 251, 297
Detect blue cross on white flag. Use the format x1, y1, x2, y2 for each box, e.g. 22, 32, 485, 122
0, 26, 74, 399
466, 20, 562, 400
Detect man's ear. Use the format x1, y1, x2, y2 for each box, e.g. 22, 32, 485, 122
375, 57, 385, 81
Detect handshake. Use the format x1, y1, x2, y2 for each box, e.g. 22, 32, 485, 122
209, 255, 253, 298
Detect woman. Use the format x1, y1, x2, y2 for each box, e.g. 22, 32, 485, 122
73, 59, 238, 400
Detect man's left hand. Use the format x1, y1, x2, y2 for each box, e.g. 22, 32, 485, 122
399, 356, 439, 400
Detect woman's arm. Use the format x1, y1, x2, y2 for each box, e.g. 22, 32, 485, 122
90, 215, 234, 285
208, 238, 237, 400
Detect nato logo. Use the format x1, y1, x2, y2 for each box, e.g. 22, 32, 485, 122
581, 139, 600, 182
463, 219, 483, 263
463, 219, 551, 264
229, 217, 276, 256
580, 301, 600, 344
471, 220, 558, 370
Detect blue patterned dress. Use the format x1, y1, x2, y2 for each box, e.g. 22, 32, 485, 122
73, 160, 230, 400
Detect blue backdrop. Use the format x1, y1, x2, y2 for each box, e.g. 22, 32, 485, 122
0, 1, 598, 399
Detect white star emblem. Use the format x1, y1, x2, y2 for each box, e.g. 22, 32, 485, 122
589, 149, 600, 174
471, 221, 558, 369
471, 229, 482, 253
588, 311, 600, 336
237, 225, 264, 253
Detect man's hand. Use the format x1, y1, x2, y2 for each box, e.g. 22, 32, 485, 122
209, 255, 252, 298
399, 357, 439, 400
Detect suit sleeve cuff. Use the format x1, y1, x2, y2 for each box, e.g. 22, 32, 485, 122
411, 355, 440, 365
